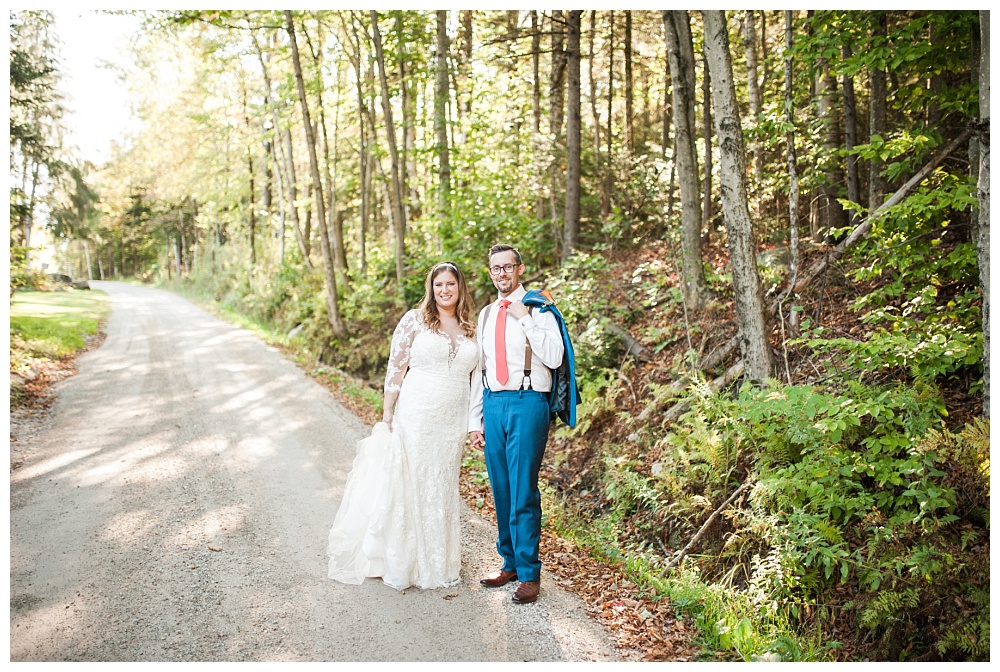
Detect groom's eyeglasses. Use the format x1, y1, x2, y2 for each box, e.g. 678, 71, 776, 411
489, 263, 517, 276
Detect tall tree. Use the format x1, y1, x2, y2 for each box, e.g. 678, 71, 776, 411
868, 12, 888, 209
624, 10, 634, 154
743, 10, 764, 200
9, 10, 65, 267
285, 11, 345, 336
340, 12, 371, 274
589, 10, 602, 198
370, 10, 408, 287
549, 10, 567, 224
394, 13, 417, 222
702, 9, 776, 382
811, 54, 847, 242
302, 19, 348, 279
532, 10, 545, 220
282, 126, 312, 267
563, 10, 582, 262
435, 10, 451, 217
251, 28, 310, 270
603, 10, 615, 219
50, 164, 100, 278
663, 10, 709, 311
240, 80, 257, 268
842, 43, 861, 226
701, 50, 713, 245
977, 10, 989, 417
784, 10, 802, 337
458, 10, 474, 118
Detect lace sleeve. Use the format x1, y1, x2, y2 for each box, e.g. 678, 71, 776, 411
384, 309, 423, 395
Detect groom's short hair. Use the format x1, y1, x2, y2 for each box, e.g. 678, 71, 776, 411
488, 244, 522, 265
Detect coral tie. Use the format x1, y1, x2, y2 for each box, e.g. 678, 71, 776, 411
495, 299, 510, 385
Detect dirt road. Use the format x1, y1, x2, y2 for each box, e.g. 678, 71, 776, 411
9, 281, 622, 662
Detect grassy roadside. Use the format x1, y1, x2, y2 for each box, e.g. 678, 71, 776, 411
10, 290, 111, 374
10, 288, 111, 471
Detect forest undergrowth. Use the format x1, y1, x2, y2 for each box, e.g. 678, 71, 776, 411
520, 234, 988, 662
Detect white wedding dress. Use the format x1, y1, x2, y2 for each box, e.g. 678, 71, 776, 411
327, 309, 479, 590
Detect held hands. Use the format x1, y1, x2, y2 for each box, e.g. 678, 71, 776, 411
469, 431, 484, 451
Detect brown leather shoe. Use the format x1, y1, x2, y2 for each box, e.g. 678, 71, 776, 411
512, 581, 540, 604
480, 569, 518, 587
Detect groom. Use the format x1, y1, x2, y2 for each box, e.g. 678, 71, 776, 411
469, 244, 564, 604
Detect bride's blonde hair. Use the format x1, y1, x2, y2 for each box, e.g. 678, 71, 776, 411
417, 261, 476, 338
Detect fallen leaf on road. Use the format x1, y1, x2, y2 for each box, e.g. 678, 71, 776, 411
208, 546, 222, 552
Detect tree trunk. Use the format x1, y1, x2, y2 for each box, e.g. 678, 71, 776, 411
303, 19, 348, 280
285, 11, 345, 336
364, 63, 381, 270
370, 10, 408, 287
395, 14, 414, 224
624, 10, 634, 154
250, 28, 297, 268
604, 10, 615, 218
702, 9, 776, 383
661, 32, 672, 159
24, 158, 41, 265
550, 11, 567, 142
925, 20, 944, 128
303, 199, 313, 257
549, 10, 567, 227
179, 210, 187, 275
342, 14, 370, 275
743, 10, 764, 206
324, 68, 348, 279
83, 240, 92, 280
842, 44, 861, 227
435, 10, 451, 217
241, 82, 257, 269
663, 10, 708, 311
460, 10, 474, 117
263, 139, 272, 226
811, 59, 847, 242
248, 150, 256, 268
281, 128, 312, 268
532, 11, 545, 220
784, 10, 801, 337
701, 50, 714, 246
173, 237, 182, 278
563, 10, 582, 262
759, 11, 769, 89
868, 12, 888, 210
269, 138, 287, 264
589, 10, 601, 191
977, 10, 990, 417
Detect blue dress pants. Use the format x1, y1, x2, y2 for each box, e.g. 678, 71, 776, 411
482, 388, 551, 583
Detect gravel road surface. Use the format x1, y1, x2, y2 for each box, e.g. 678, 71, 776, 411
9, 281, 622, 662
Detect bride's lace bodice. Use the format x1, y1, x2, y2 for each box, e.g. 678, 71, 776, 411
384, 309, 478, 394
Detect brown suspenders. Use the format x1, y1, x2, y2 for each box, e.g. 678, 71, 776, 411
480, 301, 534, 390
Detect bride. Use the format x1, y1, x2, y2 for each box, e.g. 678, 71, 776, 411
327, 261, 479, 590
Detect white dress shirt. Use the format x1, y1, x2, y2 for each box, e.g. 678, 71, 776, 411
468, 284, 565, 433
